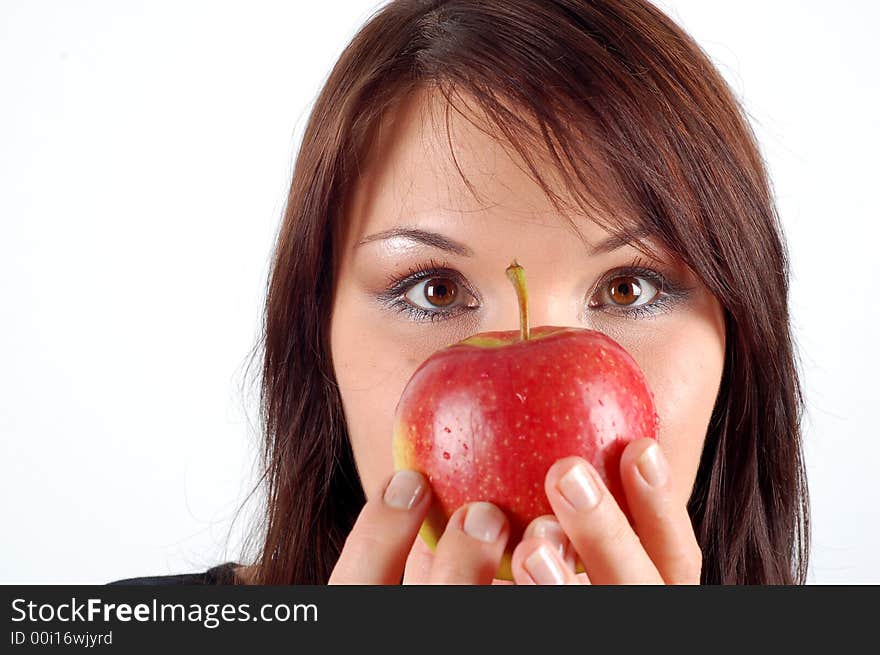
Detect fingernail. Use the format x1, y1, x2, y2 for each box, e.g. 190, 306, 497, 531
524, 545, 566, 585
636, 442, 668, 488
527, 518, 574, 568
463, 502, 505, 543
383, 470, 425, 510
557, 462, 600, 510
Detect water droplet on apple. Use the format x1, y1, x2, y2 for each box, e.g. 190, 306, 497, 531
443, 451, 451, 460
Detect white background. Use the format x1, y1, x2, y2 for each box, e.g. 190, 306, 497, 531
1, 1, 877, 584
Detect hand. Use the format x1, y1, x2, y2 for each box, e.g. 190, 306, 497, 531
328, 469, 511, 584
509, 438, 703, 585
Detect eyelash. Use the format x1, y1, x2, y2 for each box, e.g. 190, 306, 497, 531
375, 256, 691, 323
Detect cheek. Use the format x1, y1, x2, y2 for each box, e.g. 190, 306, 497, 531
648, 354, 721, 501
626, 321, 725, 504
330, 292, 424, 499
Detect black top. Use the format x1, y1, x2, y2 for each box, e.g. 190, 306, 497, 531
106, 561, 241, 585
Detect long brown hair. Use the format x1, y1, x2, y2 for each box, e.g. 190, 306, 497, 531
236, 0, 810, 584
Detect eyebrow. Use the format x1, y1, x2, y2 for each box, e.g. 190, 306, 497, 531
588, 229, 655, 256
357, 227, 475, 257
356, 225, 653, 257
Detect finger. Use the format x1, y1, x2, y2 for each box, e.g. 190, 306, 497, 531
328, 470, 430, 584
521, 515, 578, 572
620, 438, 703, 584
402, 535, 435, 584
428, 502, 509, 584
545, 456, 664, 584
511, 536, 583, 585
521, 516, 592, 583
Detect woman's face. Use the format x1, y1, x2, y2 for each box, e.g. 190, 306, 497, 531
330, 89, 725, 519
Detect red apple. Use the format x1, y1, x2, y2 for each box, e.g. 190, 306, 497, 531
392, 260, 659, 580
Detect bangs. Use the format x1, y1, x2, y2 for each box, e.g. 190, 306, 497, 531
422, 78, 671, 264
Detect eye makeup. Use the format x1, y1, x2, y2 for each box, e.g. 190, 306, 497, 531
374, 257, 478, 323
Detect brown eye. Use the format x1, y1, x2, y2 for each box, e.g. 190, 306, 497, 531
423, 277, 457, 306
608, 276, 642, 306
590, 273, 661, 310
404, 276, 475, 311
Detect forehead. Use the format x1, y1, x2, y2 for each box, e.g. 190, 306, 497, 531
344, 87, 630, 253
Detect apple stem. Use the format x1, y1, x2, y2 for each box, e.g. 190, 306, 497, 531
505, 259, 530, 341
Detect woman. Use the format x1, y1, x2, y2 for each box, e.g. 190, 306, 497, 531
112, 0, 810, 586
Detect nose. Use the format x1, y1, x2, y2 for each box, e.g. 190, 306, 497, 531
483, 277, 584, 333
